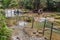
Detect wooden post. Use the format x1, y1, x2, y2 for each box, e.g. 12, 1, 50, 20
43, 19, 46, 36
31, 17, 34, 28
50, 23, 53, 40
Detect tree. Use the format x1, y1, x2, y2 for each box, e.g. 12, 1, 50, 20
20, 0, 33, 10
46, 0, 55, 11
33, 0, 40, 10
24, 0, 33, 9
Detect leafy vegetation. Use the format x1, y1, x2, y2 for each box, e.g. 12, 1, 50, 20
0, 0, 60, 11
0, 11, 12, 40
2, 0, 11, 8
9, 0, 19, 8
20, 0, 33, 9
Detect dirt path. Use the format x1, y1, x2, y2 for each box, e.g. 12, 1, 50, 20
10, 25, 45, 40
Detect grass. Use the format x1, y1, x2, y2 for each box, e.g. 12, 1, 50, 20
26, 13, 60, 40
44, 30, 60, 40
5, 12, 60, 40
6, 17, 17, 26
43, 13, 60, 40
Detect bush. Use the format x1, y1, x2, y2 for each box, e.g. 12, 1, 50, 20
0, 27, 12, 40
0, 12, 12, 40
57, 8, 60, 12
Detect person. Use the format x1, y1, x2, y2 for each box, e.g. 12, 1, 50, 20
16, 37, 20, 40
16, 9, 20, 15
38, 8, 43, 15
14, 9, 17, 15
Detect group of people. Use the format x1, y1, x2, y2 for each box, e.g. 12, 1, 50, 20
5, 9, 22, 17
14, 9, 21, 15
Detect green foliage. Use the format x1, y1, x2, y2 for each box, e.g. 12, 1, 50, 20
33, 0, 40, 9
47, 0, 54, 8
9, 0, 19, 8
57, 8, 60, 12
0, 26, 12, 40
21, 0, 33, 9
21, 0, 40, 10
2, 0, 11, 8
0, 10, 6, 27
0, 11, 12, 40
